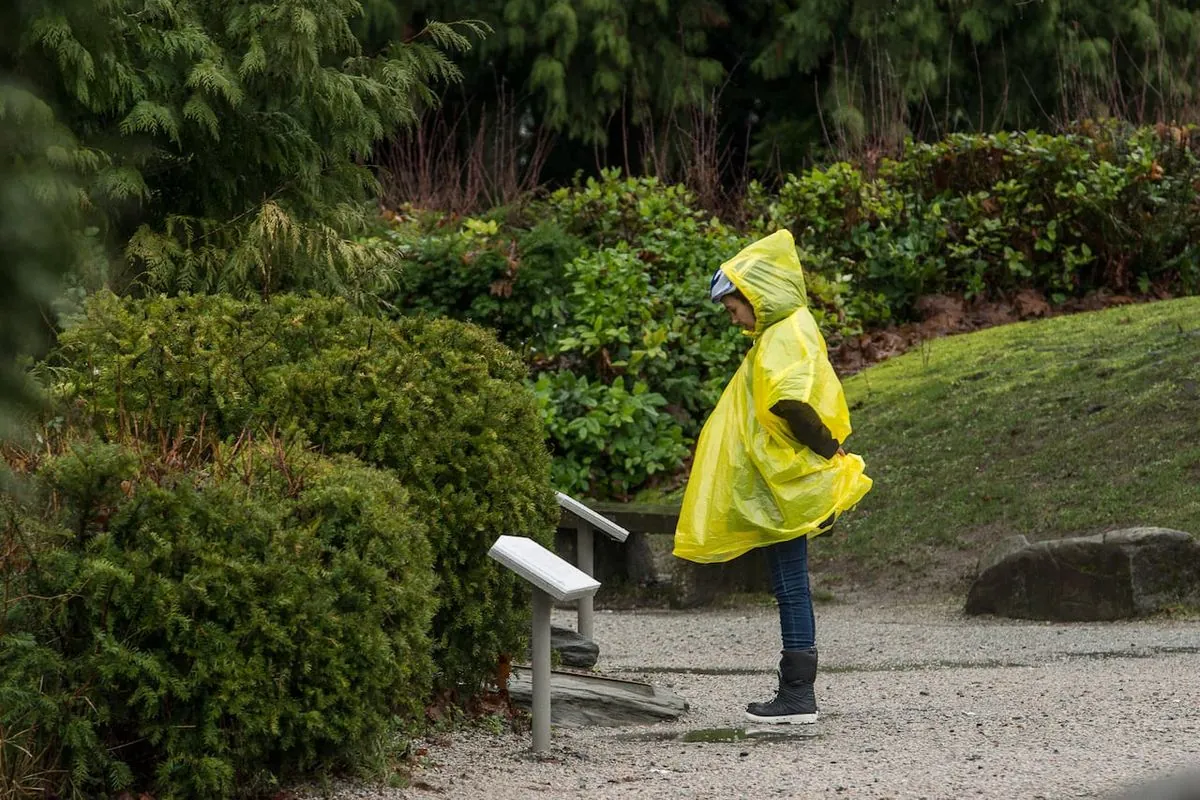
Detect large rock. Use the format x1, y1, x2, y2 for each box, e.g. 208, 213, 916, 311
977, 534, 1032, 574
508, 666, 689, 726
551, 625, 599, 669
965, 527, 1200, 621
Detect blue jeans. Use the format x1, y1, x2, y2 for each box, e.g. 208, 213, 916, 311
766, 535, 815, 651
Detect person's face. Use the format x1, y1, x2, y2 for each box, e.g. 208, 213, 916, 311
721, 295, 756, 331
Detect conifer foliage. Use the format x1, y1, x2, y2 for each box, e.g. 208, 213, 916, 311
2, 437, 438, 798
360, 0, 728, 147
364, 0, 1200, 178
0, 80, 102, 420
5, 0, 475, 299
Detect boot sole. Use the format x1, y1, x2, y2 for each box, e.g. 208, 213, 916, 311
743, 710, 818, 725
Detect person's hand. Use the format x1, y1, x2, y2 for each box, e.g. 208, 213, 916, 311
837, 447, 847, 457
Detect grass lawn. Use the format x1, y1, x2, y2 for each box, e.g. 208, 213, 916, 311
813, 296, 1200, 596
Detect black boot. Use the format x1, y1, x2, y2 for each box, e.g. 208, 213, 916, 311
745, 648, 818, 724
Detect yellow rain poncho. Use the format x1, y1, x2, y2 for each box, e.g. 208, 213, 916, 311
674, 230, 873, 564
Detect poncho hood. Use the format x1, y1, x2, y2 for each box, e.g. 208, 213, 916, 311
719, 229, 808, 335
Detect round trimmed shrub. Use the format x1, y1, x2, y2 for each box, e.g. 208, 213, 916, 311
1, 437, 435, 798
51, 291, 558, 690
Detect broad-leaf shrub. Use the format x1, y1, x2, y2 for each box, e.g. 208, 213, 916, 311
377, 128, 1200, 498
378, 173, 869, 497
760, 125, 1200, 319
50, 292, 558, 690
382, 174, 862, 497
527, 232, 748, 496
532, 372, 689, 497
1, 437, 435, 798
539, 169, 708, 247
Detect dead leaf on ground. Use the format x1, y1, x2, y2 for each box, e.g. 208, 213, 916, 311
1013, 289, 1051, 318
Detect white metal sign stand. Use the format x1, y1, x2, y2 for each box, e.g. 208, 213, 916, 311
488, 535, 601, 752
555, 492, 630, 640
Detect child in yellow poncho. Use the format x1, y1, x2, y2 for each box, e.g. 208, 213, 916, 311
674, 230, 872, 724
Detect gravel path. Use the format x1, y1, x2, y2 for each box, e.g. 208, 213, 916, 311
298, 602, 1200, 800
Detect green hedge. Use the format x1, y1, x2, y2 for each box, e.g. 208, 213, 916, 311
1, 437, 435, 798
374, 127, 1200, 499
50, 292, 558, 691
755, 124, 1200, 321
378, 174, 816, 497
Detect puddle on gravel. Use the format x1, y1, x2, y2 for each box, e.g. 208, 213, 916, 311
617, 726, 822, 744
